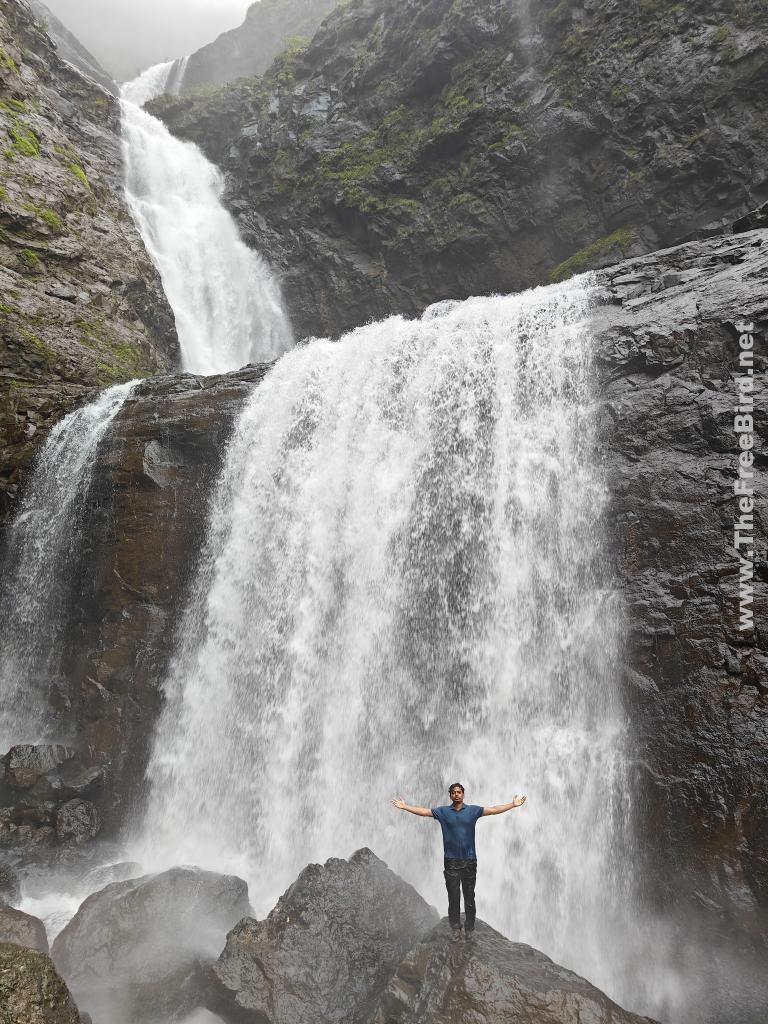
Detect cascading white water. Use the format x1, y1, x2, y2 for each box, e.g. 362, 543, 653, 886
0, 382, 137, 750
138, 277, 639, 1002
120, 63, 292, 375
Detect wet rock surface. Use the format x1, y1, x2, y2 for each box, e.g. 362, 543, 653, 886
0, 0, 178, 523
0, 743, 103, 858
206, 848, 439, 1024
52, 866, 251, 1024
0, 902, 48, 952
372, 919, 659, 1024
151, 0, 768, 342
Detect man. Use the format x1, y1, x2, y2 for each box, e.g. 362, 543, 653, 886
391, 783, 527, 940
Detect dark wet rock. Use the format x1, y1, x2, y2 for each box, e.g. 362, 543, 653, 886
151, 0, 768, 342
373, 919, 658, 1024
0, 0, 178, 523
0, 861, 20, 904
54, 799, 100, 844
179, 0, 339, 95
52, 866, 251, 1024
0, 903, 49, 953
207, 848, 438, 1024
4, 744, 75, 790
0, 941, 84, 1022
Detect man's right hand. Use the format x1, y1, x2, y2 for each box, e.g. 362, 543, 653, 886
390, 797, 433, 816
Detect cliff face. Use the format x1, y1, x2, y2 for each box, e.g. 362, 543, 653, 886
1, 229, 763, 1024
150, 0, 768, 341
179, 0, 340, 96
0, 0, 178, 522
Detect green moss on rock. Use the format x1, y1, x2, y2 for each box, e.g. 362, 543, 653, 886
549, 227, 635, 282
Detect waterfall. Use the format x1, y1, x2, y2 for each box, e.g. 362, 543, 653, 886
138, 276, 637, 1000
120, 62, 292, 375
0, 382, 137, 750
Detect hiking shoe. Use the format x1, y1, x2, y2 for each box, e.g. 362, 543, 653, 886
451, 928, 462, 943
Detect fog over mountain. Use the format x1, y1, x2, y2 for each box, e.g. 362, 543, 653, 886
40, 0, 253, 81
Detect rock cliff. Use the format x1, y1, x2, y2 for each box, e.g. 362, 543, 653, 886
150, 0, 768, 341
178, 0, 340, 96
0, 0, 178, 523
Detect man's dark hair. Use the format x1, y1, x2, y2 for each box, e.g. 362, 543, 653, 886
448, 782, 464, 793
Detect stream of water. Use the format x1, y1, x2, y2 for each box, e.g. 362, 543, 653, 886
0, 382, 137, 750
120, 62, 292, 374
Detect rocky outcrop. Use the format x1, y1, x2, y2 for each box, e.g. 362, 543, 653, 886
0, 743, 103, 857
52, 866, 251, 1024
179, 0, 339, 96
596, 231, 768, 1023
207, 848, 438, 1024
0, 902, 48, 951
0, 941, 84, 1023
0, 0, 178, 523
150, 0, 768, 341
373, 920, 659, 1024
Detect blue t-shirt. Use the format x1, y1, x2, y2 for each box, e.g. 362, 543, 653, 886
431, 804, 484, 859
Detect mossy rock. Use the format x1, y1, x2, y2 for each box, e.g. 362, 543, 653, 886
0, 943, 83, 1023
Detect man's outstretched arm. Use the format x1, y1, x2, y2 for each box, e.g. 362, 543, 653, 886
391, 797, 433, 817
482, 795, 527, 816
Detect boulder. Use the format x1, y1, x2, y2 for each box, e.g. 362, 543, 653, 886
207, 848, 438, 1024
372, 920, 660, 1024
0, 941, 83, 1023
54, 799, 101, 845
52, 866, 251, 1024
0, 903, 49, 953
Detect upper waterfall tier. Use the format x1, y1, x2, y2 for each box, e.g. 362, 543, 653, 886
120, 63, 293, 376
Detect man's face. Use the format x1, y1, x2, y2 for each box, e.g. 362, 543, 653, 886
450, 788, 464, 802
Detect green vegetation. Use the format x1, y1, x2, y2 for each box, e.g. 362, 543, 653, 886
274, 35, 309, 86
8, 121, 40, 157
0, 98, 27, 114
20, 248, 40, 269
39, 207, 63, 229
549, 227, 635, 282
0, 185, 7, 202
20, 329, 55, 369
68, 162, 90, 189
77, 318, 147, 382
0, 47, 19, 73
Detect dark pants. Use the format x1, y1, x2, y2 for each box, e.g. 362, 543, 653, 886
443, 858, 477, 931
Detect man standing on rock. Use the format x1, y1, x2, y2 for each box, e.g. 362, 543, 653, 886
391, 783, 526, 940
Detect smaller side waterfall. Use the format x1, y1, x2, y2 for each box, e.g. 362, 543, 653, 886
0, 383, 137, 749
120, 63, 293, 376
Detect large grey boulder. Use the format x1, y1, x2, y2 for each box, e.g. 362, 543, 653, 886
0, 903, 49, 953
207, 848, 438, 1024
52, 866, 251, 1024
372, 920, 660, 1024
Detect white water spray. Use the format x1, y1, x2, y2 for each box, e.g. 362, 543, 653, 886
0, 382, 137, 749
120, 63, 292, 375
139, 277, 638, 1001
